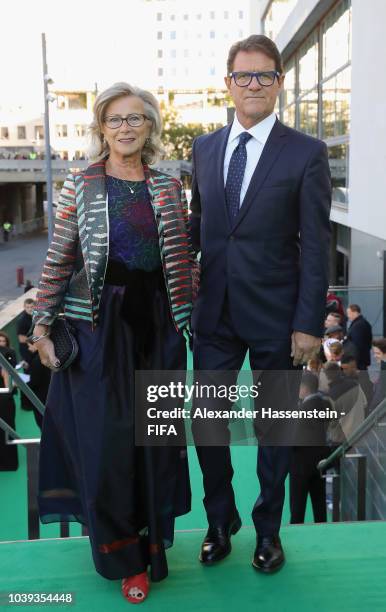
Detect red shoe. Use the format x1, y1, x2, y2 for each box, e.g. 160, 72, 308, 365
121, 572, 149, 604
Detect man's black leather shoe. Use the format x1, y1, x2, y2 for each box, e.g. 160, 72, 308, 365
199, 515, 242, 565
252, 535, 285, 573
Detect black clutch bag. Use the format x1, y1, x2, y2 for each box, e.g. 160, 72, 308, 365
50, 316, 79, 371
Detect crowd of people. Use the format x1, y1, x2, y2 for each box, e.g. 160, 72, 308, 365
289, 294, 386, 526
0, 299, 50, 471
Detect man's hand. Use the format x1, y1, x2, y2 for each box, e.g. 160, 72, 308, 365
291, 331, 321, 366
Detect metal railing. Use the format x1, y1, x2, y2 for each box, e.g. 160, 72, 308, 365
0, 351, 87, 540
318, 397, 386, 522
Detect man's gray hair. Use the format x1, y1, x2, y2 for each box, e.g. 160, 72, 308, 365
88, 82, 164, 164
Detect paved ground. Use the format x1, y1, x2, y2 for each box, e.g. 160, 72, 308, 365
0, 231, 48, 310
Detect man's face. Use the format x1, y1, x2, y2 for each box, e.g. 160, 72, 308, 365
346, 308, 356, 321
225, 50, 284, 129
325, 314, 340, 328
24, 302, 35, 315
341, 361, 357, 376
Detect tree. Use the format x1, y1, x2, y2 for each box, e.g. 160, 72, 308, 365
160, 102, 222, 161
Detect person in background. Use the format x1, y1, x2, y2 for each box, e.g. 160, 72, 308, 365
326, 291, 344, 319
24, 339, 51, 430
17, 298, 35, 371
324, 362, 367, 445
0, 332, 18, 471
346, 305, 372, 370
24, 280, 35, 293
367, 338, 386, 414
2, 221, 12, 242
325, 312, 342, 330
290, 371, 331, 524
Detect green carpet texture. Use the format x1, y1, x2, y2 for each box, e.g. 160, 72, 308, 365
1, 523, 385, 611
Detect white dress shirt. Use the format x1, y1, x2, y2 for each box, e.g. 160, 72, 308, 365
223, 112, 277, 207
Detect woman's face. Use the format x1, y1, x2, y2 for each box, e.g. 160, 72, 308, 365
0, 336, 8, 348
373, 347, 386, 363
101, 95, 151, 160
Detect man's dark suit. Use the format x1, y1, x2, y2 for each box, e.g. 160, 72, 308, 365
189, 118, 332, 536
347, 315, 373, 369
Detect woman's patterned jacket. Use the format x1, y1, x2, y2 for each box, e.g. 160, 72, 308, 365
32, 160, 200, 332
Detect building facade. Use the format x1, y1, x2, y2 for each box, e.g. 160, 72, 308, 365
259, 0, 386, 331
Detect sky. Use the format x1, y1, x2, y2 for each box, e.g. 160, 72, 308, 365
0, 0, 150, 113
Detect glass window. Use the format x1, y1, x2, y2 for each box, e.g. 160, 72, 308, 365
184, 49, 189, 58
210, 31, 215, 39
196, 13, 202, 20
67, 93, 87, 109
170, 31, 176, 40
239, 10, 244, 19
323, 0, 351, 78
283, 104, 296, 128
210, 11, 215, 19
157, 31, 162, 40
224, 11, 229, 19
298, 31, 318, 96
298, 89, 318, 136
183, 14, 188, 20
210, 66, 216, 75
34, 126, 44, 140
263, 0, 298, 40
75, 124, 87, 137
157, 49, 163, 58
171, 49, 176, 58
322, 66, 351, 138
0, 127, 9, 139
56, 125, 68, 138
328, 144, 349, 205
17, 126, 26, 139
283, 58, 296, 106
157, 12, 162, 21
158, 67, 163, 76
170, 14, 175, 21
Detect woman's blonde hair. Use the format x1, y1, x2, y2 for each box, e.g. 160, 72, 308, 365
88, 82, 164, 164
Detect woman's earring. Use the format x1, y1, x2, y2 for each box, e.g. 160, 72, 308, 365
145, 137, 151, 145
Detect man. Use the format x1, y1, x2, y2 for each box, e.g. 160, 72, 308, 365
324, 324, 358, 363
346, 304, 373, 370
289, 372, 331, 525
325, 312, 342, 330
17, 298, 35, 370
190, 35, 331, 572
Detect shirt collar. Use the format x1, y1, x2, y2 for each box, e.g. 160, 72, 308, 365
228, 112, 277, 145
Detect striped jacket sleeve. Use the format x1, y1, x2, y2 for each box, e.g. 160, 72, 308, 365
180, 182, 200, 302
32, 173, 79, 327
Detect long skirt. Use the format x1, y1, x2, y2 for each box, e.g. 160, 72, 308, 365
38, 277, 191, 581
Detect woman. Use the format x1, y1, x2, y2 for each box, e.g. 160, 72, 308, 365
32, 83, 199, 603
0, 331, 18, 471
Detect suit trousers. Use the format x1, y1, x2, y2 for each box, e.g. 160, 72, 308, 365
192, 298, 299, 536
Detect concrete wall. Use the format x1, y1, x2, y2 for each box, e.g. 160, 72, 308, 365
348, 0, 386, 241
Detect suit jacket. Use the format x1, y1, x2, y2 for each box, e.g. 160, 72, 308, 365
347, 315, 373, 368
33, 160, 199, 332
190, 118, 332, 340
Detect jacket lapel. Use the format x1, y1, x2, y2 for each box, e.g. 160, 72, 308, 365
215, 124, 233, 232
76, 160, 109, 309
231, 119, 288, 233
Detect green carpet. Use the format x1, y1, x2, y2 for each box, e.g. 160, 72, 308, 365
0, 522, 385, 611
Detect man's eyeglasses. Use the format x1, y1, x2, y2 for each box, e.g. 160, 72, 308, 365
103, 114, 150, 129
229, 71, 281, 88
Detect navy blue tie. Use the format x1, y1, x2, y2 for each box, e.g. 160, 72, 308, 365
225, 131, 252, 223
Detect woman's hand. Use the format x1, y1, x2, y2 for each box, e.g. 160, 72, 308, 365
34, 336, 60, 370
